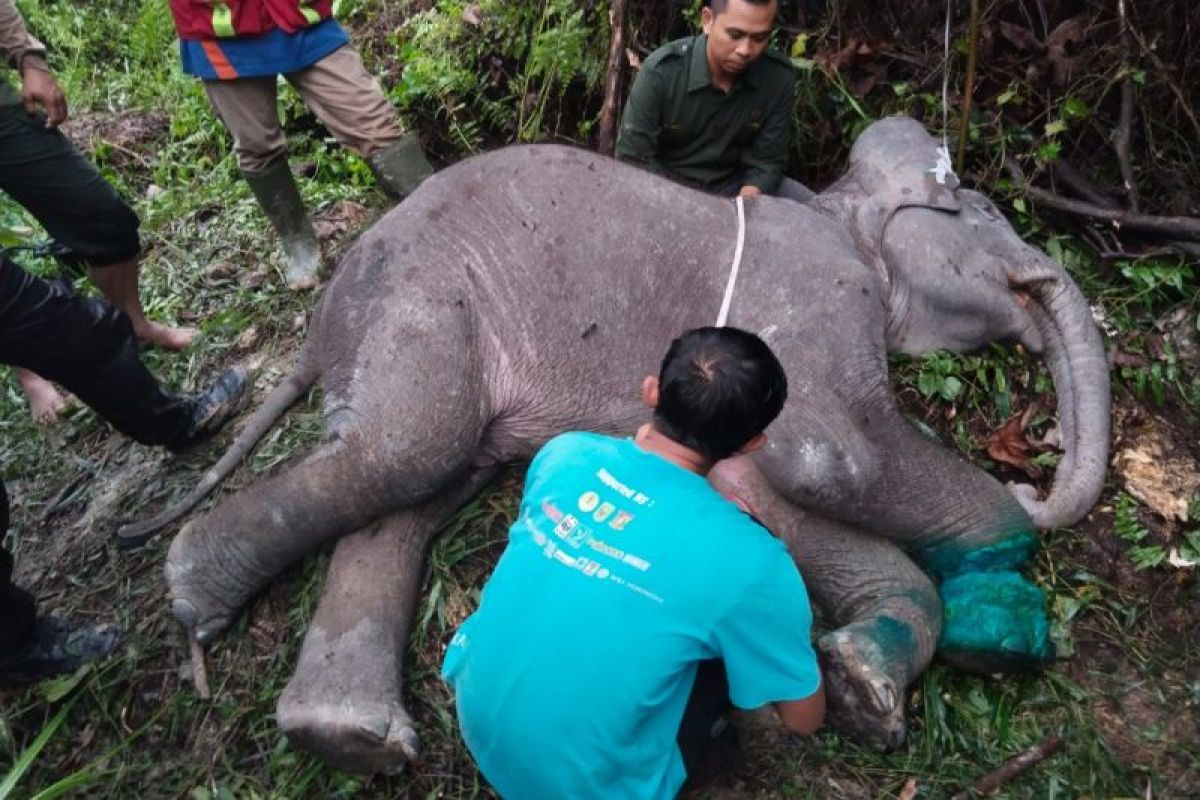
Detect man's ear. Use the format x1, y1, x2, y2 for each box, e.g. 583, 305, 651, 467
641, 375, 660, 410
736, 433, 767, 455
700, 5, 714, 33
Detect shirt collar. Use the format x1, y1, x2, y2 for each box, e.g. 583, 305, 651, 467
686, 33, 759, 93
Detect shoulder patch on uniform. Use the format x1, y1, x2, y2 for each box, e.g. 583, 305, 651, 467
642, 36, 694, 69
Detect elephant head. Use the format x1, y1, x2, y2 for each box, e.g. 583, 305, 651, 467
813, 116, 1110, 531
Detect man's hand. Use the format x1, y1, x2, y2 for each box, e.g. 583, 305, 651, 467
20, 61, 68, 127
738, 185, 763, 198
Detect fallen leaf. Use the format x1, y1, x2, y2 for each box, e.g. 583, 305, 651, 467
998, 21, 1043, 51
1045, 16, 1087, 85
312, 200, 370, 242
988, 413, 1032, 470
898, 778, 919, 800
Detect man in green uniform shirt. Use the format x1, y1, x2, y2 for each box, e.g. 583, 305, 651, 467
616, 0, 812, 201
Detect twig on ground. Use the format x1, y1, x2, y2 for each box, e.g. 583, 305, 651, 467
1114, 0, 1138, 210
1005, 159, 1200, 242
950, 735, 1065, 799
190, 637, 212, 700
596, 0, 630, 156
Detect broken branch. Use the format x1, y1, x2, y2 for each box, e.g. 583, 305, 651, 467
1005, 159, 1200, 242
951, 735, 1065, 799
190, 637, 211, 700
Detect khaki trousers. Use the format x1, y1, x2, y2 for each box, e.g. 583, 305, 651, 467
203, 44, 402, 172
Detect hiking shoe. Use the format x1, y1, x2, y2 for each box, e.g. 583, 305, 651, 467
168, 365, 250, 453
0, 616, 121, 685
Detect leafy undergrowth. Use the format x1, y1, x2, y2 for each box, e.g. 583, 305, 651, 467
2, 1, 1199, 798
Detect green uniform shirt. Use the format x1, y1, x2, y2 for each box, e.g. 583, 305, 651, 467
616, 34, 796, 195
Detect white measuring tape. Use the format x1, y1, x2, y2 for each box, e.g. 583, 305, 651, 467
715, 195, 746, 327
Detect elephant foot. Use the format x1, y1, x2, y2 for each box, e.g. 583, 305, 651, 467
938, 570, 1055, 674
818, 629, 908, 751
277, 617, 417, 774
277, 690, 419, 775
165, 520, 260, 643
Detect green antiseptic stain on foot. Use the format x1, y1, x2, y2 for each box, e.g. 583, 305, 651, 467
938, 570, 1055, 670
915, 528, 1038, 582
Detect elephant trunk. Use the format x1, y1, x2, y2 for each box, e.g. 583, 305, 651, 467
1012, 262, 1111, 529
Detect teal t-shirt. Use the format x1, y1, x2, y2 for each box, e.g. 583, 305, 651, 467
442, 432, 821, 800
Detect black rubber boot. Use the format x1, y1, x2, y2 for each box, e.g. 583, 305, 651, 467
0, 616, 121, 685
241, 158, 322, 289
366, 133, 435, 201
167, 365, 251, 453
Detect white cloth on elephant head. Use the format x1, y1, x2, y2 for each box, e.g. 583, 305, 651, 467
715, 195, 746, 327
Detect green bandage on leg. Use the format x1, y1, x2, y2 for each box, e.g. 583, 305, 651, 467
937, 571, 1055, 673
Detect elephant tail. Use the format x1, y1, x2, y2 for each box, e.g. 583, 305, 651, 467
114, 347, 322, 550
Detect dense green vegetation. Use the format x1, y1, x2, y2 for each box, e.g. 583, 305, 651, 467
1, 1, 1197, 797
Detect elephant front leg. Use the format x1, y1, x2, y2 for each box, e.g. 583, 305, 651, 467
276, 469, 497, 774
709, 458, 940, 751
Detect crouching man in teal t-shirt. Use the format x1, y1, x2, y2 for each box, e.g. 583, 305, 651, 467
442, 326, 825, 799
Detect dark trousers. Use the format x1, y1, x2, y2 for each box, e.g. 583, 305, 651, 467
0, 256, 195, 449
0, 103, 140, 266
678, 659, 736, 794
0, 256, 201, 654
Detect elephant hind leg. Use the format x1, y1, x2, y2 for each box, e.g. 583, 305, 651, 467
276, 467, 499, 774
168, 296, 488, 644
708, 458, 940, 751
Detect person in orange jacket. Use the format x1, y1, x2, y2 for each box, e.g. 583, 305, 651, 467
168, 0, 435, 288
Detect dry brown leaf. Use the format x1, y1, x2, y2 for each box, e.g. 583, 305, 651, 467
988, 413, 1032, 469
312, 200, 370, 242
898, 778, 919, 800
998, 21, 1042, 51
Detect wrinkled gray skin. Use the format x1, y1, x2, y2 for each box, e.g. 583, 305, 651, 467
154, 117, 1109, 770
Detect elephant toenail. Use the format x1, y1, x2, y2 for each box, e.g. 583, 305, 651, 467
396, 726, 421, 761
869, 678, 896, 713
357, 716, 391, 741
172, 598, 200, 628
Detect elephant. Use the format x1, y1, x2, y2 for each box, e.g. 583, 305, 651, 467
120, 116, 1109, 770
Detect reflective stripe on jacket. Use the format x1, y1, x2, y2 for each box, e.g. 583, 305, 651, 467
168, 0, 334, 41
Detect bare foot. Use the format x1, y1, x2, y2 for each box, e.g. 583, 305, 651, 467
16, 369, 68, 425
135, 320, 196, 351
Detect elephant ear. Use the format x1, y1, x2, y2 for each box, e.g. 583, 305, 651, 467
816, 117, 962, 293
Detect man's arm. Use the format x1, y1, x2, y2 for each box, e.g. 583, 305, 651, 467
774, 684, 825, 734
615, 65, 667, 175
711, 539, 825, 735
0, 0, 44, 71
739, 70, 796, 195
0, 0, 66, 126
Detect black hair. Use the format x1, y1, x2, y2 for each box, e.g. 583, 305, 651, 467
706, 0, 777, 12
652, 327, 788, 461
